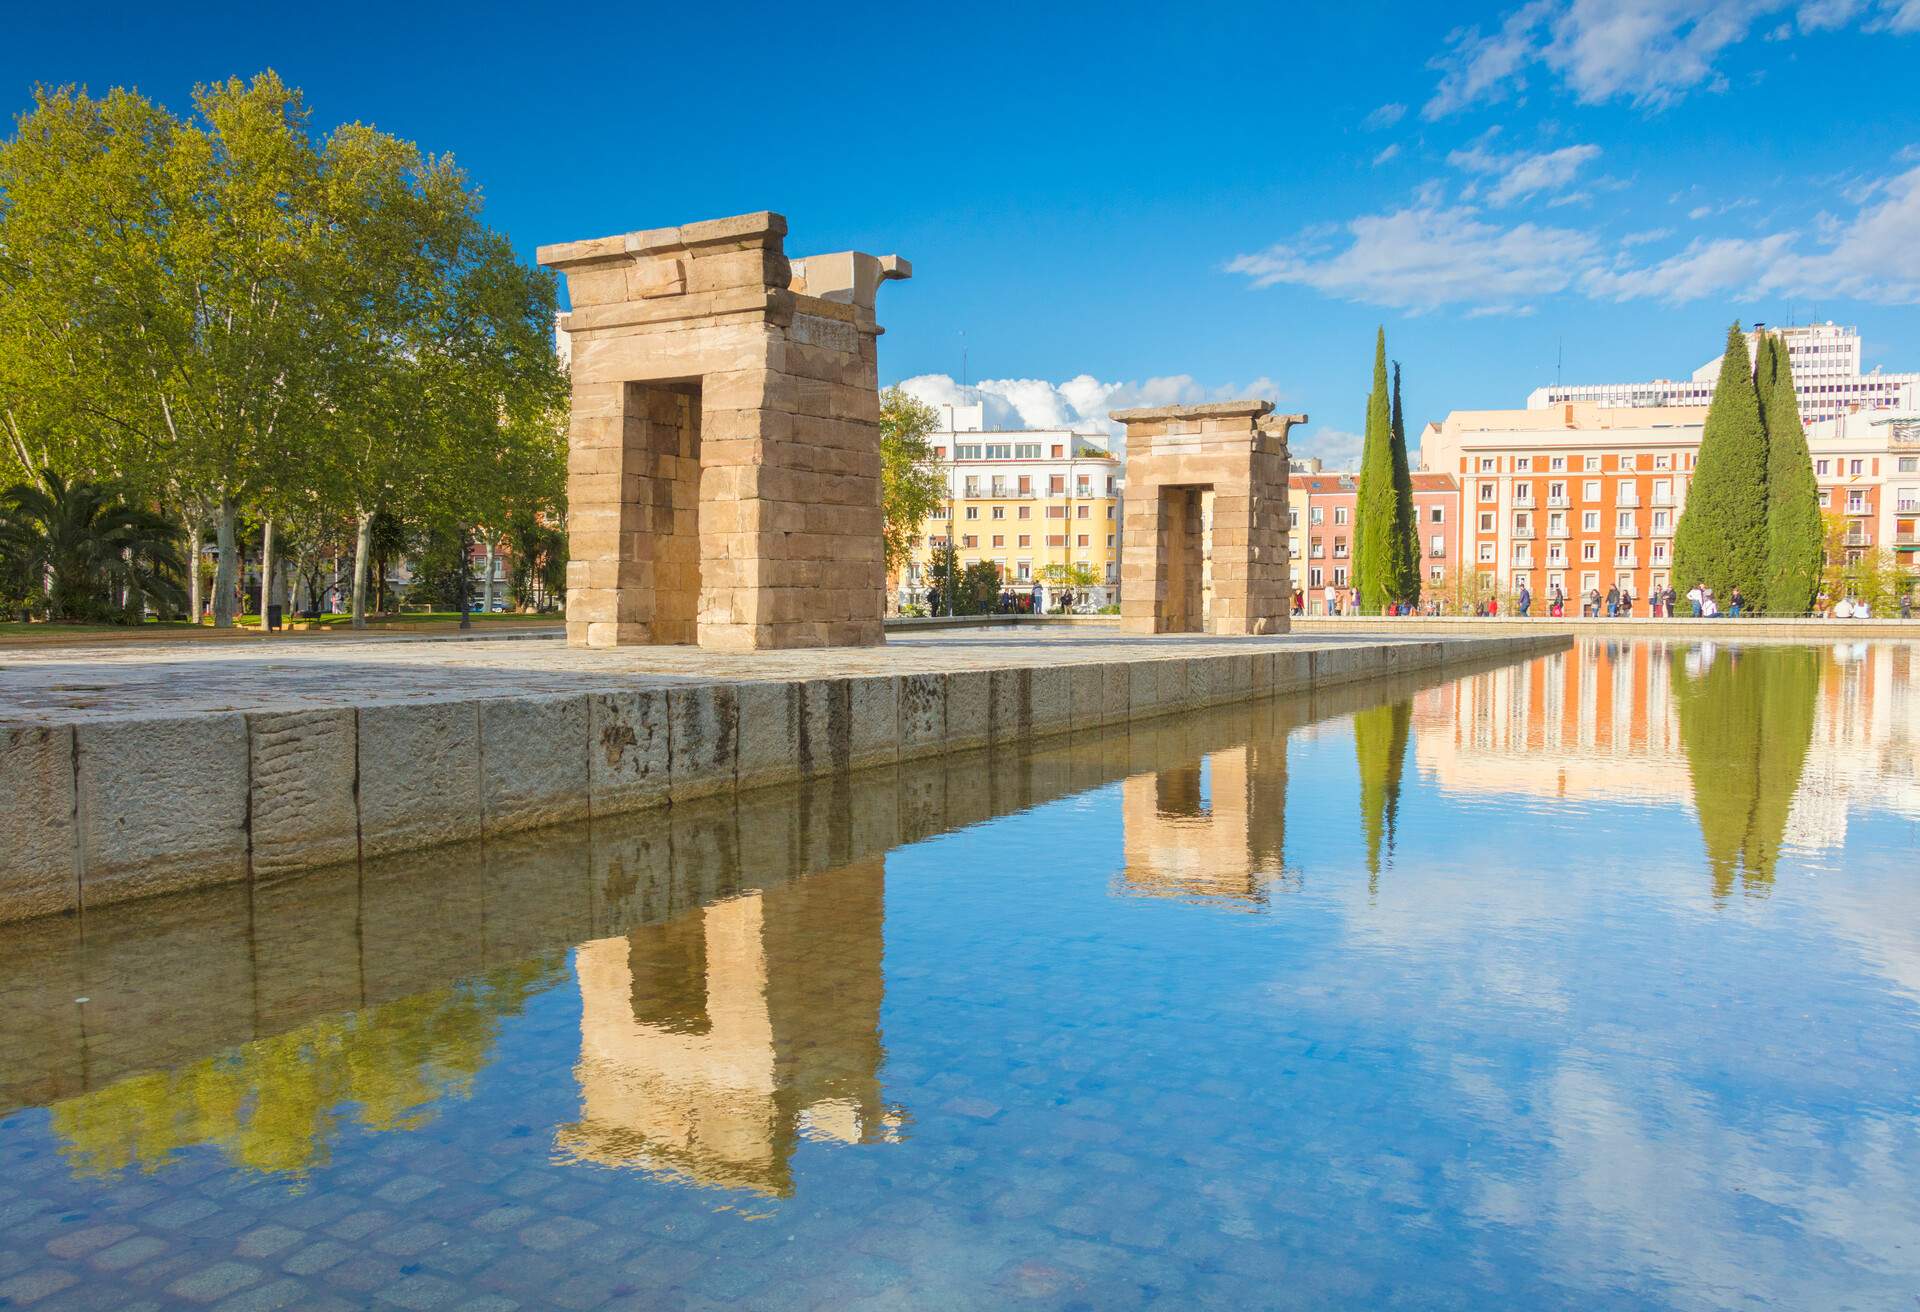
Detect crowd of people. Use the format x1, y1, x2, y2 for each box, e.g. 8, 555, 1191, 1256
1289, 579, 1912, 620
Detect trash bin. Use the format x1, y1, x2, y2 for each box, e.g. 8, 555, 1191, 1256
267, 604, 283, 632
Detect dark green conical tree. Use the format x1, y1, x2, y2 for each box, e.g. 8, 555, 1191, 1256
1673, 323, 1769, 608
1389, 361, 1421, 607
1757, 335, 1824, 615
1354, 327, 1398, 613
1670, 645, 1820, 900
1354, 698, 1413, 897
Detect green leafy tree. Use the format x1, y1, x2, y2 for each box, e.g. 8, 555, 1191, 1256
1353, 328, 1397, 613
0, 470, 186, 621
879, 388, 947, 582
1755, 334, 1823, 615
1388, 361, 1420, 607
1673, 324, 1768, 608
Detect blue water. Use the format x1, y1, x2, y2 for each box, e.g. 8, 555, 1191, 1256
1, 639, 1916, 1309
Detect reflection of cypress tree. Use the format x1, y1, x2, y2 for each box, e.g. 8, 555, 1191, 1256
51, 954, 564, 1178
1671, 645, 1821, 899
1354, 699, 1413, 895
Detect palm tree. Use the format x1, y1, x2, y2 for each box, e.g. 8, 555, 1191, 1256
0, 470, 187, 622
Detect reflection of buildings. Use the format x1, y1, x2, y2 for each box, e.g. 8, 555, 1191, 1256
557, 858, 900, 1195
1415, 639, 1920, 849
1118, 745, 1287, 907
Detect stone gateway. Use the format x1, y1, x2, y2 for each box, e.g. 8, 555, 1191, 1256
1112, 400, 1303, 636
539, 213, 910, 650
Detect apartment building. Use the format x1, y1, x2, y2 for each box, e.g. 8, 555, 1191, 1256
899, 402, 1122, 609
1528, 322, 1920, 427
1286, 472, 1459, 612
1422, 402, 1920, 603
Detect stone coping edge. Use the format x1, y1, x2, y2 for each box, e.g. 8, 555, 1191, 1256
0, 634, 1569, 926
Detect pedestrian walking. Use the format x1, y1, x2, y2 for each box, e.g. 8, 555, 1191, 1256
1606, 584, 1620, 618
1729, 585, 1744, 618
1518, 583, 1532, 617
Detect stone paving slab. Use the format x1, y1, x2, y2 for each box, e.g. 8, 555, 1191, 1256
0, 628, 1569, 923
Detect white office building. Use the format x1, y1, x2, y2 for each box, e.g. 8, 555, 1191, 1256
1528, 322, 1920, 426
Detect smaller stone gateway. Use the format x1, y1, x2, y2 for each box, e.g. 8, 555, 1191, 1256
539, 213, 910, 651
1112, 400, 1303, 636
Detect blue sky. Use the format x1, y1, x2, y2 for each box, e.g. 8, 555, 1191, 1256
7, 0, 1920, 466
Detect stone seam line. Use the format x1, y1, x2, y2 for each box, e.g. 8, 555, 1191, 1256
0, 635, 1568, 925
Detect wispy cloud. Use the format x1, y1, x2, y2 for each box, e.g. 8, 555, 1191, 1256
1447, 133, 1603, 205
1372, 143, 1403, 167
1424, 0, 1919, 118
1364, 102, 1408, 130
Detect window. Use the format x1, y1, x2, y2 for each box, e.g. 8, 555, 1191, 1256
1107, 477, 1118, 493
1333, 536, 1349, 558
1106, 505, 1114, 519
1479, 482, 1497, 501
1429, 534, 1444, 556
1018, 534, 1031, 547
1017, 476, 1032, 495
1477, 542, 1495, 562
1582, 511, 1599, 531
1310, 567, 1323, 588
1549, 512, 1566, 533
1289, 509, 1300, 528
962, 535, 978, 548
1334, 506, 1350, 524
1333, 567, 1349, 586
984, 443, 1012, 460
1900, 456, 1918, 474
1046, 505, 1066, 518
956, 445, 983, 460
1014, 443, 1040, 459
1050, 444, 1064, 458
1582, 542, 1598, 561
1077, 534, 1089, 547
1817, 459, 1831, 475
1516, 457, 1531, 471
1310, 507, 1324, 524
1654, 454, 1671, 470
1076, 505, 1090, 519
1046, 534, 1066, 547
1430, 566, 1443, 581
1515, 481, 1532, 500
1479, 512, 1494, 532
1107, 534, 1115, 548
1550, 456, 1566, 471
965, 506, 979, 520
1616, 542, 1633, 561
1018, 506, 1031, 520
1049, 475, 1065, 494
1479, 457, 1496, 472
1583, 480, 1601, 501
1652, 541, 1668, 562
1430, 506, 1444, 523
1016, 560, 1031, 580
1818, 489, 1831, 508
1616, 511, 1634, 532
1851, 459, 1864, 475
964, 477, 980, 496
1548, 481, 1566, 502
1653, 510, 1669, 530
1584, 456, 1602, 471
991, 534, 1004, 548
991, 506, 1005, 520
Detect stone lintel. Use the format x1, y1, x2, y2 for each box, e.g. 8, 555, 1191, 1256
790, 252, 913, 311
1110, 399, 1275, 425
538, 211, 788, 271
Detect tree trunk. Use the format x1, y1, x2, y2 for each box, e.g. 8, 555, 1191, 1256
351, 509, 374, 629
258, 518, 274, 631
187, 521, 203, 624
481, 537, 497, 614
212, 499, 239, 628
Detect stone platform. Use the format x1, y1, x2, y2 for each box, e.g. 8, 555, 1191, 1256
0, 628, 1568, 923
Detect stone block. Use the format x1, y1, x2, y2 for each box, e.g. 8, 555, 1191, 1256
1029, 666, 1073, 738
797, 678, 853, 779
0, 724, 77, 922
668, 683, 739, 800
481, 695, 591, 833
1128, 661, 1161, 718
248, 710, 359, 879
988, 667, 1032, 743
1155, 659, 1193, 712
1273, 649, 1315, 693
76, 714, 249, 907
588, 689, 670, 815
735, 681, 803, 792
898, 673, 945, 760
847, 676, 899, 769
1069, 663, 1106, 729
945, 671, 991, 750
1104, 662, 1132, 724
358, 701, 483, 860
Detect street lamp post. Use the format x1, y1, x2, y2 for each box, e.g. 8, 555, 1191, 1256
457, 526, 472, 631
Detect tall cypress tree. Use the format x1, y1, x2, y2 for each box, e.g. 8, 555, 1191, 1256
1673, 323, 1768, 607
1354, 327, 1397, 612
1389, 361, 1421, 606
1758, 334, 1824, 615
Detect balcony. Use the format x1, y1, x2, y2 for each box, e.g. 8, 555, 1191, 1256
1896, 531, 1919, 547
1427, 546, 1447, 560
1615, 552, 1639, 569
1898, 500, 1920, 513
1547, 495, 1571, 509
1844, 531, 1873, 547
1615, 525, 1641, 539
1616, 491, 1641, 508
1547, 524, 1571, 539
1511, 493, 1536, 509
1513, 552, 1535, 568
1512, 524, 1536, 540
1652, 492, 1676, 507
1650, 521, 1674, 537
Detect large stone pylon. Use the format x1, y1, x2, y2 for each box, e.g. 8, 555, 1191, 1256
539, 213, 910, 650
1112, 400, 1302, 635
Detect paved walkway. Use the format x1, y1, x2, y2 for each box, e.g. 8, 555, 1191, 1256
0, 627, 1459, 724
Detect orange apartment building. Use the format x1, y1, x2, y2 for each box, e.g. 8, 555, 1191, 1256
1422, 402, 1920, 606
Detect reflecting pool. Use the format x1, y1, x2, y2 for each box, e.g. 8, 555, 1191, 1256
2, 639, 1917, 1309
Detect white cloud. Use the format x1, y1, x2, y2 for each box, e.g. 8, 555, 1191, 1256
1227, 202, 1602, 313
894, 373, 1289, 447
1372, 143, 1403, 167
1291, 427, 1365, 470
1364, 102, 1409, 130
1621, 226, 1675, 245
1447, 136, 1603, 205
1423, 0, 1919, 118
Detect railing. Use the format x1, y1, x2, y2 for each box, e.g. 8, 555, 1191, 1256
1616, 492, 1641, 508
1512, 525, 1536, 539
1650, 522, 1674, 537
1616, 525, 1641, 539
1427, 547, 1447, 560
1511, 494, 1536, 508
1548, 525, 1571, 538
1547, 496, 1571, 508
1512, 553, 1534, 568
1896, 532, 1919, 546
1652, 493, 1675, 507
1616, 553, 1639, 568
1898, 500, 1920, 513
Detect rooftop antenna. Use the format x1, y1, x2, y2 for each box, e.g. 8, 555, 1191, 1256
1556, 336, 1563, 389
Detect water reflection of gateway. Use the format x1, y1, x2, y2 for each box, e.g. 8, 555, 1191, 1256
1118, 744, 1287, 907
557, 857, 902, 1196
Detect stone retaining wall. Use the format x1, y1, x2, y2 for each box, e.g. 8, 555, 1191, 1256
1294, 616, 1920, 640
0, 634, 1566, 925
